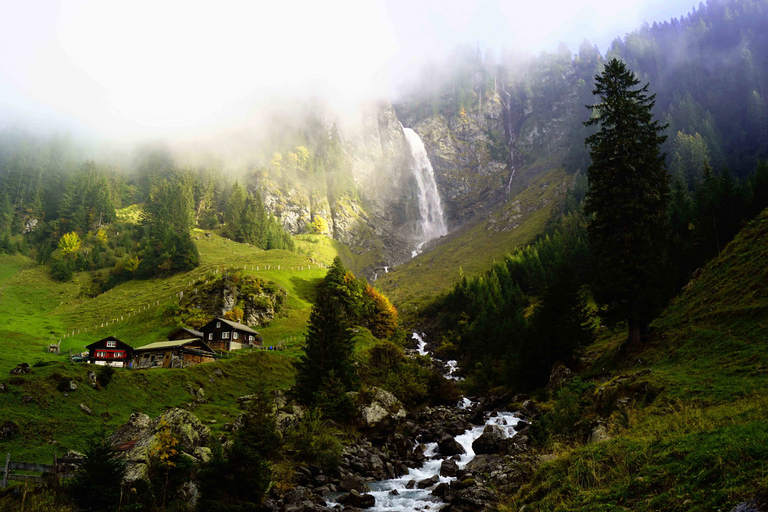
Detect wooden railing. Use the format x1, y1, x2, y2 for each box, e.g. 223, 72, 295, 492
1, 453, 82, 488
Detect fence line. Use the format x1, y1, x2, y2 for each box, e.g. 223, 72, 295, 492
2, 453, 81, 488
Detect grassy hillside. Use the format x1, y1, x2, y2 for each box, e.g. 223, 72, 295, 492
0, 228, 380, 461
378, 164, 570, 316
506, 209, 768, 511
0, 230, 361, 375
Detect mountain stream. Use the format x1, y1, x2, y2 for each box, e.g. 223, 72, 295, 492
331, 333, 521, 511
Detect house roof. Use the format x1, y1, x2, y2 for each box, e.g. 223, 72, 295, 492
168, 327, 203, 339
134, 339, 215, 354
214, 317, 260, 335
86, 337, 132, 350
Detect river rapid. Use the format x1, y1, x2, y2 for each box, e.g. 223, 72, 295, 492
332, 333, 521, 511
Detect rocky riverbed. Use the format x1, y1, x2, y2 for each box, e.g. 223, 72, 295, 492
105, 334, 540, 511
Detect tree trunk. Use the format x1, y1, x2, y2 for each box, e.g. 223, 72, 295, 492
627, 318, 642, 347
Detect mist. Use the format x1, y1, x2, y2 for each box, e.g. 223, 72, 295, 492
0, 0, 697, 150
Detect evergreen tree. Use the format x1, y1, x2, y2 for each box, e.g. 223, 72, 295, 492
68, 431, 126, 512
584, 58, 672, 346
294, 264, 357, 406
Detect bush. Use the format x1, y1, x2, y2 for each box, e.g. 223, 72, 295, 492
98, 365, 115, 387
51, 258, 74, 281
284, 410, 343, 469
530, 377, 596, 447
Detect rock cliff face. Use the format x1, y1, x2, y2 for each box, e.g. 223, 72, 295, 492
399, 93, 510, 226
176, 271, 287, 328
254, 89, 574, 275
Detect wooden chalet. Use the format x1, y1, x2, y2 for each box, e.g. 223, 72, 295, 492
133, 339, 216, 369
200, 317, 262, 351
86, 337, 134, 368
167, 327, 203, 341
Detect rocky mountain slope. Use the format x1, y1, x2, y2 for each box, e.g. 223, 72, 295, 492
254, 78, 580, 283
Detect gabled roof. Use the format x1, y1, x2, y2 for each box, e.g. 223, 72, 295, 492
205, 317, 260, 335
86, 337, 133, 350
134, 338, 215, 354
168, 327, 203, 339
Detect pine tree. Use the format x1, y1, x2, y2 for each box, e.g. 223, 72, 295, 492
294, 266, 357, 406
584, 58, 672, 346
68, 431, 126, 512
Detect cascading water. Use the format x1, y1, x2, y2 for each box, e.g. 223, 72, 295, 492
329, 332, 520, 511
402, 127, 448, 256
502, 88, 517, 196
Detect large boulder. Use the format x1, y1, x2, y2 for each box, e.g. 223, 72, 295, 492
353, 387, 406, 431
546, 364, 574, 395
0, 420, 19, 440
472, 425, 503, 455
339, 473, 370, 493
10, 363, 31, 375
337, 490, 375, 508
440, 458, 459, 477
438, 434, 466, 457
109, 409, 210, 483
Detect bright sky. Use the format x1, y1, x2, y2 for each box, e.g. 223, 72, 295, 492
0, 0, 694, 140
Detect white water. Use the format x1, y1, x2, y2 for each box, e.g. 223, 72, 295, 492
331, 333, 519, 511
413, 332, 429, 356
502, 88, 517, 196
403, 127, 447, 256
361, 411, 520, 512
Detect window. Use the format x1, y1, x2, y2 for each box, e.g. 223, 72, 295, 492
249, 335, 254, 342
208, 333, 213, 340
222, 332, 230, 339
106, 341, 116, 348
233, 332, 238, 340
216, 321, 221, 328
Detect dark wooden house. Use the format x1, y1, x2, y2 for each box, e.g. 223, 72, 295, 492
199, 317, 262, 351
86, 337, 134, 368
167, 327, 203, 341
133, 339, 216, 369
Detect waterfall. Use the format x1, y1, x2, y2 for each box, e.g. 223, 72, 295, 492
402, 127, 447, 255
502, 88, 517, 196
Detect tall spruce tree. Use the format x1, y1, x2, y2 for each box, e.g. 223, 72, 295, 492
584, 58, 672, 346
294, 257, 357, 406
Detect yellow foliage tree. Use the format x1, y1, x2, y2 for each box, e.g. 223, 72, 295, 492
365, 285, 398, 339
310, 216, 330, 235
151, 420, 179, 507
270, 153, 283, 173
224, 306, 244, 323
124, 255, 141, 272
96, 228, 108, 246
58, 231, 81, 257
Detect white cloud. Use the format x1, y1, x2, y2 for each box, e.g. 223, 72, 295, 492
0, 0, 693, 139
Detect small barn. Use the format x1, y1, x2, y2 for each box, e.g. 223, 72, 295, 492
133, 339, 216, 369
200, 317, 262, 351
86, 337, 134, 368
167, 327, 203, 341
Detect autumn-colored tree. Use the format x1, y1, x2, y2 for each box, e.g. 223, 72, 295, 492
96, 228, 108, 246
151, 420, 179, 508
124, 255, 141, 272
365, 285, 398, 339
310, 216, 330, 235
224, 306, 245, 323
58, 231, 81, 257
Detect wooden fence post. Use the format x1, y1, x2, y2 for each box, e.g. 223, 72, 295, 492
53, 451, 58, 495
2, 453, 9, 488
